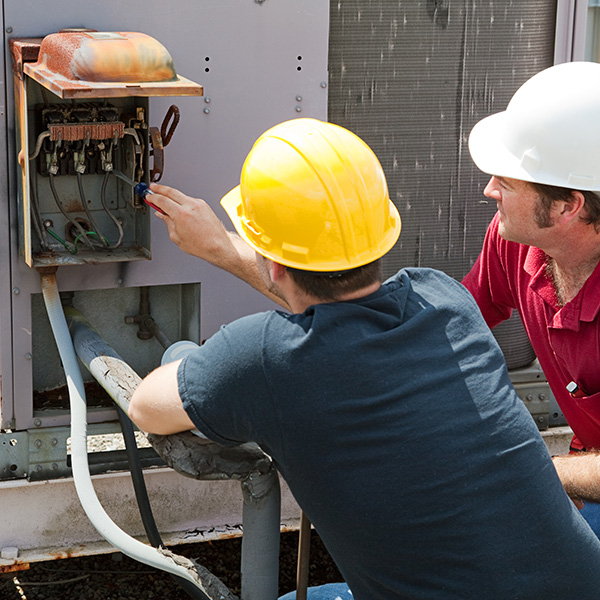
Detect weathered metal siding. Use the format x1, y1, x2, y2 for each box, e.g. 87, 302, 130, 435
328, 0, 557, 368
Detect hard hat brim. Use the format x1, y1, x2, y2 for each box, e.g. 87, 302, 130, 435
221, 184, 402, 271
468, 112, 537, 184
221, 184, 279, 263
468, 111, 597, 189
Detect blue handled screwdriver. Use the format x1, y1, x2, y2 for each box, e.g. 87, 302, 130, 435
112, 170, 166, 215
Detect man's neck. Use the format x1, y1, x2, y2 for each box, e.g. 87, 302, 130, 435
544, 229, 600, 306
288, 280, 382, 314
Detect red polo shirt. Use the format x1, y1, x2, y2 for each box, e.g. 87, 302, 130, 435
462, 213, 600, 450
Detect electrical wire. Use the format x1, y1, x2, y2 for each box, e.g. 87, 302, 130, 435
116, 405, 211, 600
101, 171, 124, 249
28, 169, 49, 250
48, 173, 95, 250
28, 130, 51, 161
76, 171, 108, 247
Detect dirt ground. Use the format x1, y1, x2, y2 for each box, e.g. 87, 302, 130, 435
0, 530, 342, 599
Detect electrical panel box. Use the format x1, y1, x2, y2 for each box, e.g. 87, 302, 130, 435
11, 30, 202, 268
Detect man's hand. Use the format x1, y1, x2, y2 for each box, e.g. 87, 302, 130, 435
149, 183, 233, 263
148, 183, 289, 309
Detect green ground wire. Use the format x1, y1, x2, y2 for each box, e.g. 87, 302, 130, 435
73, 231, 110, 253
45, 228, 76, 254
45, 228, 110, 255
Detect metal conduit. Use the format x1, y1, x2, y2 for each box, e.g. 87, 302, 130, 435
51, 288, 281, 599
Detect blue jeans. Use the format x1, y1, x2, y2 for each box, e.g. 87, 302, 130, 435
580, 501, 600, 538
279, 583, 352, 600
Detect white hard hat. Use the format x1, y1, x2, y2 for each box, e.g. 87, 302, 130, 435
469, 61, 600, 191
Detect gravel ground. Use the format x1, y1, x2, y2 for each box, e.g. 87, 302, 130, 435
0, 531, 342, 599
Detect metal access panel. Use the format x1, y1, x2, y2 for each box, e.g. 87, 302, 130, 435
12, 31, 202, 269
0, 2, 328, 434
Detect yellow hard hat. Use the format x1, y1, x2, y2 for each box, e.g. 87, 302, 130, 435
221, 118, 401, 271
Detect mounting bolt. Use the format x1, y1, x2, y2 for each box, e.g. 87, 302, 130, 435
34, 419, 42, 427
24, 353, 32, 360
203, 107, 210, 114
296, 95, 303, 102
5, 27, 13, 34
116, 278, 123, 286
51, 438, 58, 447
295, 105, 302, 113
320, 81, 328, 88
34, 439, 42, 448
43, 220, 53, 228
204, 97, 211, 103
1, 547, 18, 560
12, 288, 19, 295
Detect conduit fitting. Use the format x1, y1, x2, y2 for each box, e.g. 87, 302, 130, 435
125, 286, 172, 348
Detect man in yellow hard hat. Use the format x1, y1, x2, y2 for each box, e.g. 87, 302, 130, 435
129, 118, 600, 599
462, 61, 600, 534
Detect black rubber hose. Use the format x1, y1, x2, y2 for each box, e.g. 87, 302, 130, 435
116, 405, 211, 600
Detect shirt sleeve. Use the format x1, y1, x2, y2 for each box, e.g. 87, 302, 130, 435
461, 214, 517, 329
177, 312, 276, 446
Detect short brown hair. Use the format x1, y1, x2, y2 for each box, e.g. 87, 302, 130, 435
531, 182, 600, 230
287, 260, 383, 302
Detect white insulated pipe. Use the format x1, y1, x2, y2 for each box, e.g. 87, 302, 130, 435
39, 272, 230, 599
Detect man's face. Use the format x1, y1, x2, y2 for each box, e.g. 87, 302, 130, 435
483, 176, 555, 245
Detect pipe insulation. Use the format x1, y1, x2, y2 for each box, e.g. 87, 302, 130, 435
39, 272, 237, 600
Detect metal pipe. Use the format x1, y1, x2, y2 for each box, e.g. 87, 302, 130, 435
40, 272, 236, 600
241, 468, 281, 600
295, 512, 312, 600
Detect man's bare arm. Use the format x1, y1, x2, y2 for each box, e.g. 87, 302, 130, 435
128, 359, 196, 435
148, 183, 289, 309
553, 453, 600, 504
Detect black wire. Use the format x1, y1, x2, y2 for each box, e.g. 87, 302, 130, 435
115, 405, 211, 600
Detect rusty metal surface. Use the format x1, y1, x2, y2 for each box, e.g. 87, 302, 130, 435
16, 32, 203, 99
48, 122, 125, 142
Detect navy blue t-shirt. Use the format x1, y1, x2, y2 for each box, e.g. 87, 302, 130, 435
179, 268, 600, 599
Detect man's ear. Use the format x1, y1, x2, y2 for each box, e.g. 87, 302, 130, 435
557, 191, 587, 223
270, 261, 288, 282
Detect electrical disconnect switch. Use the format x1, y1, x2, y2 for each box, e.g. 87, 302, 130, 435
10, 30, 203, 267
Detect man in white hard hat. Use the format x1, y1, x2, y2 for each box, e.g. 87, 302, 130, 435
130, 118, 600, 599
463, 61, 600, 534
